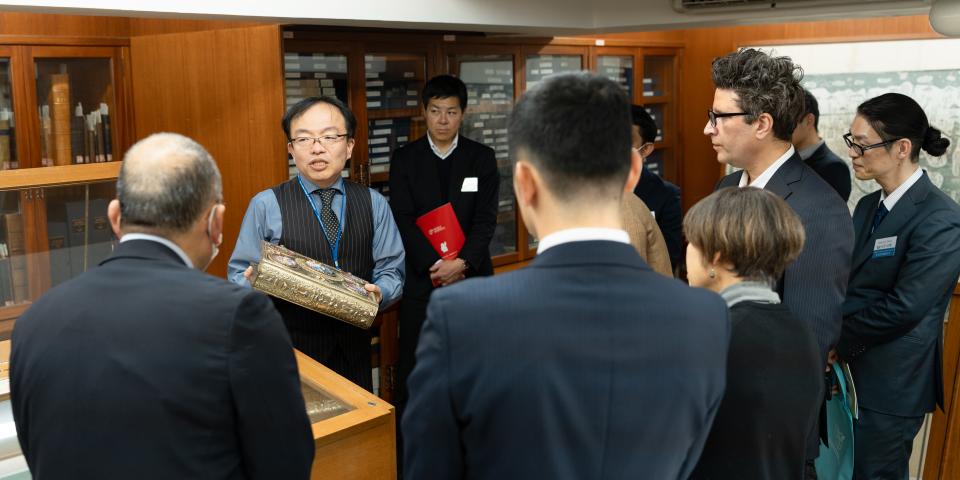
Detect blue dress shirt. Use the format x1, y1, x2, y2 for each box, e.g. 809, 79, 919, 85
228, 175, 405, 309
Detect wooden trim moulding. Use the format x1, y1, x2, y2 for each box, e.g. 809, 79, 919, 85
0, 35, 130, 46
0, 163, 122, 190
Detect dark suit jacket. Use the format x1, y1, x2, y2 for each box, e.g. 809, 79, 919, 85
717, 153, 854, 363
389, 135, 500, 300
402, 240, 730, 480
11, 240, 314, 480
804, 142, 852, 202
634, 165, 683, 270
838, 172, 960, 416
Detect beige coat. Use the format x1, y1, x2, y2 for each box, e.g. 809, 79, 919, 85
621, 195, 673, 277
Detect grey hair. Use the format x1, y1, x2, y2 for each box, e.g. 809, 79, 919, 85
117, 133, 222, 235
711, 48, 805, 142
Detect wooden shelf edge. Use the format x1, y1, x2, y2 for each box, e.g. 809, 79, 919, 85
0, 162, 122, 190
0, 35, 130, 47
0, 303, 29, 322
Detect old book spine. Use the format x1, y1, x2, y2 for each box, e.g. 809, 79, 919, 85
71, 103, 85, 164
4, 213, 28, 303
0, 110, 11, 170
50, 73, 72, 166
40, 105, 52, 167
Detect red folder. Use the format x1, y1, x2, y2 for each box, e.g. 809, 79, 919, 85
415, 202, 465, 261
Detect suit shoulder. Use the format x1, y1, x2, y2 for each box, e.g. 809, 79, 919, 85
393, 136, 429, 157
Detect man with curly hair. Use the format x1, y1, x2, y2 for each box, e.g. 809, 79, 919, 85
707, 48, 854, 479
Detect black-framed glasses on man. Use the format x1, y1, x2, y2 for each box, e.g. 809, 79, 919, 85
289, 134, 348, 148
842, 133, 899, 157
707, 110, 749, 128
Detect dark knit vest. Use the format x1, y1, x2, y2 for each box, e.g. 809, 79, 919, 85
271, 177, 375, 389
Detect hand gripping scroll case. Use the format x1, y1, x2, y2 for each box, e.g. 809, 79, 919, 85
250, 241, 379, 329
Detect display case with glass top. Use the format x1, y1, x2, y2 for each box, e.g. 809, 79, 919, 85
295, 349, 396, 479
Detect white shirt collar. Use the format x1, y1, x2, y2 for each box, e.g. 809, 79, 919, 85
880, 167, 923, 211
537, 227, 630, 254
427, 132, 459, 160
738, 146, 796, 189
120, 233, 194, 268
797, 139, 824, 161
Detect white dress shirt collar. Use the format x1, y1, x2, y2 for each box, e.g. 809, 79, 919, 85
427, 132, 459, 160
880, 167, 923, 211
537, 227, 630, 254
738, 145, 796, 189
121, 233, 194, 268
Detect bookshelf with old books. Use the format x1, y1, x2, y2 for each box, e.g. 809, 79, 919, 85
0, 41, 133, 337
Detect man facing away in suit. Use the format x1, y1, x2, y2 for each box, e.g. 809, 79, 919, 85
403, 72, 730, 480
707, 48, 854, 479
631, 105, 683, 272
11, 133, 314, 479
792, 88, 852, 201
389, 74, 499, 416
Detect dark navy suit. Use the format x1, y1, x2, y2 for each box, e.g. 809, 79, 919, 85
11, 240, 314, 480
838, 171, 960, 479
803, 142, 852, 202
402, 240, 730, 480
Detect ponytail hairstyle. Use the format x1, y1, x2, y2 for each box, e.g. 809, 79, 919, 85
856, 93, 950, 163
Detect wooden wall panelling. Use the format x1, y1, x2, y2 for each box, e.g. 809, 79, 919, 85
130, 24, 288, 279
925, 286, 960, 479
128, 18, 266, 37
0, 12, 130, 38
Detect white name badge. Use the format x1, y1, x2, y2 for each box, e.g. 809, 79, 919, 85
461, 177, 479, 192
873, 236, 897, 258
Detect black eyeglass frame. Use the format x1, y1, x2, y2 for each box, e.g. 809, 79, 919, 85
707, 110, 749, 128
842, 132, 901, 157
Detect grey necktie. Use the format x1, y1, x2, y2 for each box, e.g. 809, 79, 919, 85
317, 188, 340, 246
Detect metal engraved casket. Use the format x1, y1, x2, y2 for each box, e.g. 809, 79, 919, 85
250, 242, 378, 329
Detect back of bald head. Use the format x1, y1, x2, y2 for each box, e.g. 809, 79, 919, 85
117, 133, 222, 236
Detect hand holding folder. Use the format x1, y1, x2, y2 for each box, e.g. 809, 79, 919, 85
416, 203, 465, 286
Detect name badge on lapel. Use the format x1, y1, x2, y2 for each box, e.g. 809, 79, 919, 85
872, 236, 897, 259
461, 177, 478, 192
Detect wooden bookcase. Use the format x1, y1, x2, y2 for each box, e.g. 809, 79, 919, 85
0, 38, 133, 339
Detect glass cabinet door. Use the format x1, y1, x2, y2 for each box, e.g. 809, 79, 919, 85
0, 180, 116, 339
363, 52, 427, 195
524, 54, 582, 92
282, 52, 350, 179
452, 54, 517, 260
0, 57, 16, 171
597, 55, 635, 98
35, 58, 116, 167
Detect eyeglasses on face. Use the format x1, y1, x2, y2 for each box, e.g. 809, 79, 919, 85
707, 110, 749, 128
842, 133, 899, 157
290, 134, 348, 148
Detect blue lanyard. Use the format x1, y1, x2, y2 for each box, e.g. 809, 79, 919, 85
297, 176, 346, 269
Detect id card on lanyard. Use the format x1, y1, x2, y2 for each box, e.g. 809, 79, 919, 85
297, 176, 346, 269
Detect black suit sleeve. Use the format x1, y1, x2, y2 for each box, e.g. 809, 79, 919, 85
820, 161, 852, 202
658, 182, 683, 270
459, 146, 500, 272
402, 293, 463, 479
228, 291, 314, 480
838, 211, 960, 359
389, 148, 442, 275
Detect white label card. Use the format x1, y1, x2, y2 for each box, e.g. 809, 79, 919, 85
461, 177, 478, 192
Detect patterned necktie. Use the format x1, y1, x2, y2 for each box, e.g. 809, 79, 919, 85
871, 202, 889, 234
317, 188, 340, 246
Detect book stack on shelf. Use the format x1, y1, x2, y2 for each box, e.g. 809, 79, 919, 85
46, 196, 113, 288
367, 118, 411, 177
525, 55, 581, 92
40, 94, 113, 166
598, 57, 634, 98
282, 53, 349, 179
642, 75, 660, 97
364, 55, 422, 110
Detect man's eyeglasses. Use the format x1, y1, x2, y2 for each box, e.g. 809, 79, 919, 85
842, 133, 899, 157
290, 134, 348, 148
707, 110, 749, 128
